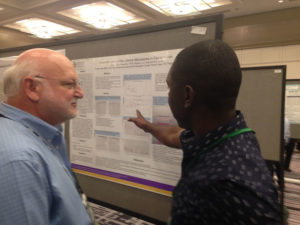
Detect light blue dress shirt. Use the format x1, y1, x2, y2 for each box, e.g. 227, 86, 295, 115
0, 102, 92, 225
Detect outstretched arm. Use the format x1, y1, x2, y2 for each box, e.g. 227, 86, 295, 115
128, 110, 183, 149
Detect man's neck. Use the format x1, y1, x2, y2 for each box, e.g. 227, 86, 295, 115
6, 96, 40, 118
192, 109, 236, 137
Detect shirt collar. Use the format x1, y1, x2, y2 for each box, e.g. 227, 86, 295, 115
0, 102, 61, 143
181, 111, 248, 156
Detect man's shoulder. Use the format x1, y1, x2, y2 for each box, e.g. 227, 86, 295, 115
0, 117, 32, 142
0, 117, 46, 165
0, 114, 24, 128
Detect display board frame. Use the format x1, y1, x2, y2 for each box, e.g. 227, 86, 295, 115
239, 66, 286, 223
238, 66, 286, 162
62, 15, 223, 222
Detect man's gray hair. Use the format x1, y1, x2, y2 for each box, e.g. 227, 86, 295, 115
3, 60, 38, 97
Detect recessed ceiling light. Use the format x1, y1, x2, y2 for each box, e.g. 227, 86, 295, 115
58, 1, 144, 29
4, 18, 80, 39
139, 0, 232, 16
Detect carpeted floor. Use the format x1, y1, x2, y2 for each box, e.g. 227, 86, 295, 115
284, 150, 300, 225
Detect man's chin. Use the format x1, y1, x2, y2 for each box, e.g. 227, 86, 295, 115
69, 113, 77, 119
65, 111, 77, 120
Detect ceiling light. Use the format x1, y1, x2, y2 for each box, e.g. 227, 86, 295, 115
205, 0, 232, 8
58, 1, 144, 29
4, 18, 80, 39
139, 0, 232, 16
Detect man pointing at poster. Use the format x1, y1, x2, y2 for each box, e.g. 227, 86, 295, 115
0, 48, 93, 225
129, 40, 280, 224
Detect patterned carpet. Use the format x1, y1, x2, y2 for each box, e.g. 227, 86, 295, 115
284, 151, 300, 225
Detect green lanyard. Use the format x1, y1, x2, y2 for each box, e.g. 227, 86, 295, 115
168, 128, 254, 225
204, 128, 253, 152
184, 128, 254, 176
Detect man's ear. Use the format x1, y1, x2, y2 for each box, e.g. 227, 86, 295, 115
22, 76, 41, 102
184, 85, 195, 108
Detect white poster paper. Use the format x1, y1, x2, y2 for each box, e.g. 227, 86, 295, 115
286, 84, 300, 124
70, 49, 182, 195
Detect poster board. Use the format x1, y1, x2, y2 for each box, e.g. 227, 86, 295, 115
0, 56, 18, 102
70, 62, 286, 202
237, 66, 285, 162
64, 16, 222, 222
285, 79, 300, 139
70, 49, 182, 197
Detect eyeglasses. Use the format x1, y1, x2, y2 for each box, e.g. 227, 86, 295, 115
33, 75, 82, 90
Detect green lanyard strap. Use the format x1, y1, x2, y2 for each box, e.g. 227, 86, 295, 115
206, 127, 253, 151
184, 127, 254, 173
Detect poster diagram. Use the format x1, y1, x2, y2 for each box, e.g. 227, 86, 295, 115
70, 49, 182, 196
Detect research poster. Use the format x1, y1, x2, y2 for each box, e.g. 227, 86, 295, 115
0, 56, 17, 102
70, 49, 182, 195
286, 84, 300, 124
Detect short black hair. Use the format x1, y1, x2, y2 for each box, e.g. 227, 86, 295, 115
171, 40, 241, 113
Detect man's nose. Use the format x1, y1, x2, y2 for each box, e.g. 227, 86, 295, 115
74, 85, 84, 98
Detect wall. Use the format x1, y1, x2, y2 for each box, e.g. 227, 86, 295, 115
221, 7, 300, 79
235, 44, 300, 79
224, 7, 300, 49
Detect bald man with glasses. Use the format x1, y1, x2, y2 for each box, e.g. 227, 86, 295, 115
0, 49, 93, 225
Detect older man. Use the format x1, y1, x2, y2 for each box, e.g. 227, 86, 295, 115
0, 49, 92, 225
129, 40, 280, 225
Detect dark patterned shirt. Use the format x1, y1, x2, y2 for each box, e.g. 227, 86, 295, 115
171, 111, 280, 225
